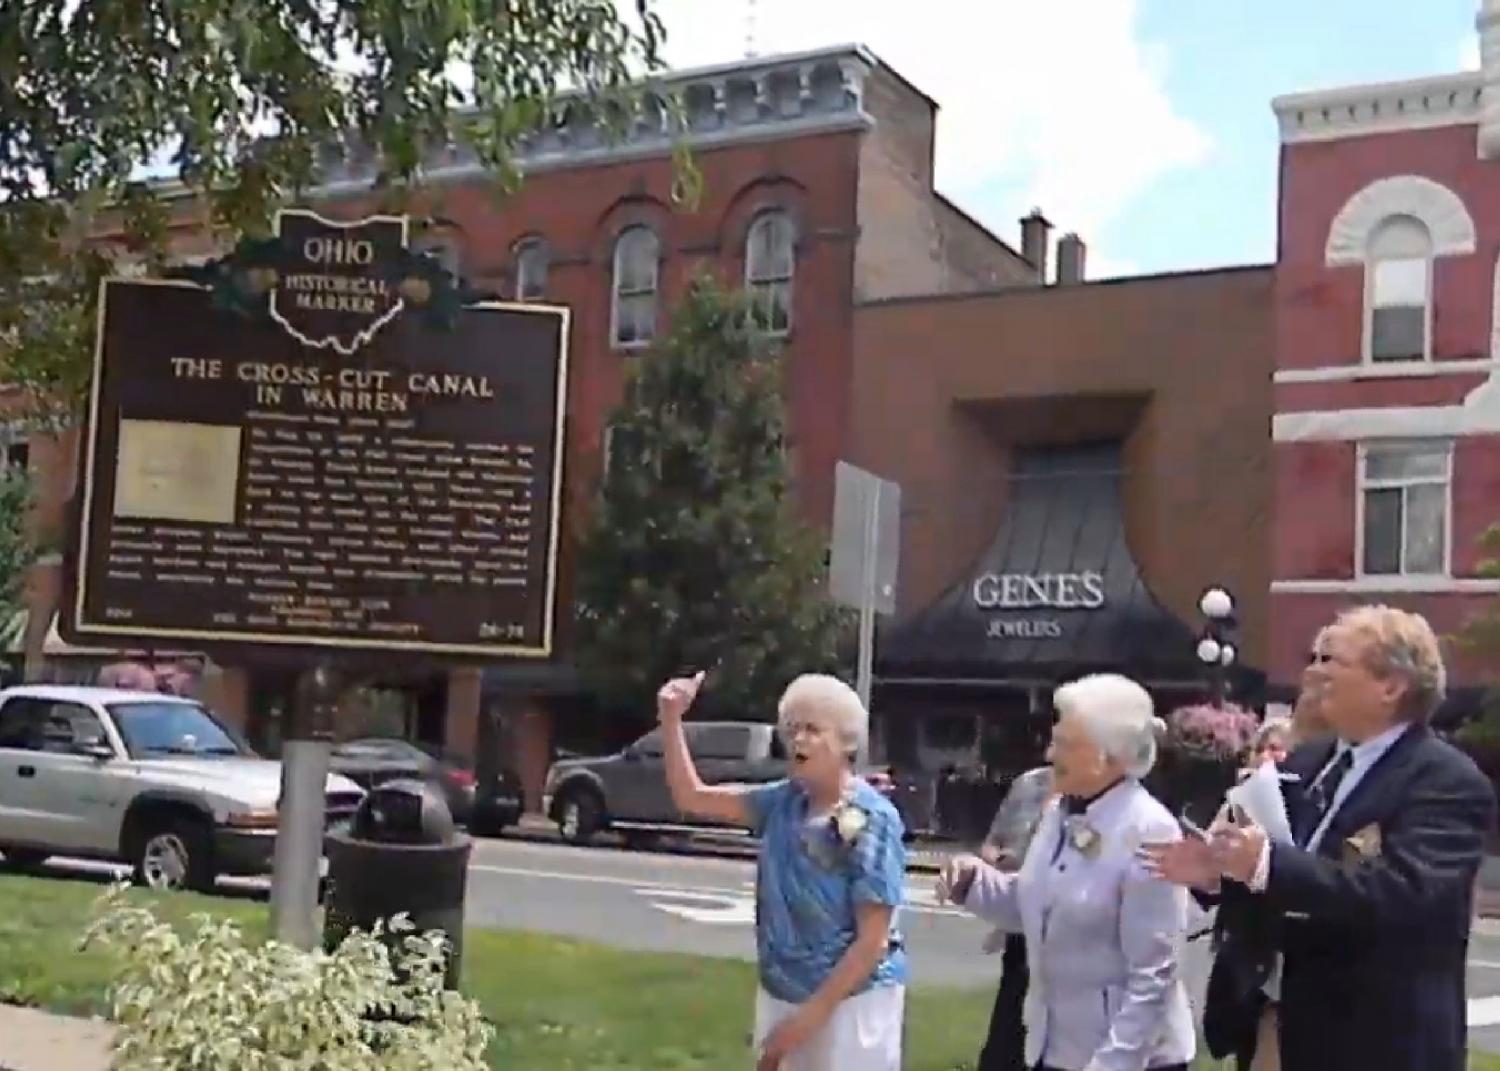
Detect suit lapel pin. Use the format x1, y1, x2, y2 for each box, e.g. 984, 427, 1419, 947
1342, 823, 1383, 863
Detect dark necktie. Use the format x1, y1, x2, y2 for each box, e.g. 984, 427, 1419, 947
1299, 747, 1353, 846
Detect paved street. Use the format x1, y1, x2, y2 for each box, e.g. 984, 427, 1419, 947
31, 836, 1500, 1052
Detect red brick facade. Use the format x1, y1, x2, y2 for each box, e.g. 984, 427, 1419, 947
1270, 74, 1500, 697
15, 47, 1037, 796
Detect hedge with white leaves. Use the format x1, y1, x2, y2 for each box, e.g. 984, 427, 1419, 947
81, 885, 493, 1070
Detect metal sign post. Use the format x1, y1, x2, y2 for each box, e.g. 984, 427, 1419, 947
831, 462, 901, 765
270, 664, 341, 949
854, 479, 881, 715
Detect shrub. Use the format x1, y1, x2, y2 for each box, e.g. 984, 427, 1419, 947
81, 885, 493, 1070
1163, 703, 1259, 764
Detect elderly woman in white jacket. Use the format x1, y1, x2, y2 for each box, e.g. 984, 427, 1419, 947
939, 674, 1195, 1071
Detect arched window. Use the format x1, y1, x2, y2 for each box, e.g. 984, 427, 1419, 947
611, 226, 659, 349
745, 211, 795, 335
1365, 215, 1433, 363
515, 238, 549, 301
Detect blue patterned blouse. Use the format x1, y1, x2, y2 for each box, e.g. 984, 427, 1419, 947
746, 777, 908, 1004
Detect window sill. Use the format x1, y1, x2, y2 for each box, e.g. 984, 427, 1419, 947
1274, 357, 1496, 384
1271, 576, 1500, 594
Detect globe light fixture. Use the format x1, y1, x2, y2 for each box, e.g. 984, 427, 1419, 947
1196, 637, 1222, 665
1199, 587, 1234, 621
1220, 643, 1237, 667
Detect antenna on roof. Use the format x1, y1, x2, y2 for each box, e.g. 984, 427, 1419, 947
744, 0, 759, 58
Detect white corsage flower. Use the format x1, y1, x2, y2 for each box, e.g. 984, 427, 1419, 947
832, 801, 869, 847
1065, 816, 1103, 859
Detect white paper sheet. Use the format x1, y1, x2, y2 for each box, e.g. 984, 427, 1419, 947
1224, 760, 1294, 845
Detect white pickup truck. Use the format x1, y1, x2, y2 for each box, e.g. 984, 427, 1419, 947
0, 685, 363, 892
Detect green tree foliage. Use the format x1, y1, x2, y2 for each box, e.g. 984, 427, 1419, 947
0, 0, 682, 424
1455, 523, 1500, 760
0, 468, 36, 640
574, 280, 850, 721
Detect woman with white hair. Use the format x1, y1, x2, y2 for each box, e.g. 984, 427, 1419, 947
938, 673, 1196, 1071
656, 670, 907, 1071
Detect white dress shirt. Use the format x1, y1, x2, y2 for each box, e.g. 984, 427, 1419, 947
1251, 722, 1410, 1001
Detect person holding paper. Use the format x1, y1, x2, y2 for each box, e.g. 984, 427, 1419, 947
1149, 626, 1336, 1068
1142, 605, 1495, 1071
939, 674, 1196, 1071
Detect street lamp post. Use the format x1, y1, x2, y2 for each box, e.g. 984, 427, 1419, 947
1195, 586, 1237, 709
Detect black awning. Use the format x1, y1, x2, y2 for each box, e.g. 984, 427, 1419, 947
878, 443, 1224, 684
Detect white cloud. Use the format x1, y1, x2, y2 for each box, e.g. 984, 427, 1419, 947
633, 0, 1210, 278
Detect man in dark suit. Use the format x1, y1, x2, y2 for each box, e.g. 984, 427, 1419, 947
1146, 604, 1495, 1071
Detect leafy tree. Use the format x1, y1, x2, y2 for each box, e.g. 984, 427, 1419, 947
574, 279, 850, 722
0, 468, 36, 650
1454, 522, 1500, 769
0, 0, 685, 424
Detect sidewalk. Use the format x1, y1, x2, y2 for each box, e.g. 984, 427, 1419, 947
0, 1004, 112, 1071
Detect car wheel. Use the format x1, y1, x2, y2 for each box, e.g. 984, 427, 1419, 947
557, 789, 603, 846
1, 847, 49, 870
132, 817, 215, 894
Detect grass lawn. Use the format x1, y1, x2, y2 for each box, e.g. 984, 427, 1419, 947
2, 871, 1499, 1070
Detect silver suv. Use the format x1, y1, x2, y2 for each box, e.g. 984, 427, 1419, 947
0, 685, 363, 891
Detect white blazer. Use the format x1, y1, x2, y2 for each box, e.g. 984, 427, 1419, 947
961, 779, 1195, 1071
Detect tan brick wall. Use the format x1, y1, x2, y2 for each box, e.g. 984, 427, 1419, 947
854, 68, 1033, 302
850, 267, 1275, 666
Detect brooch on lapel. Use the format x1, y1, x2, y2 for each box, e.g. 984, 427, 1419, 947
1342, 823, 1383, 864
1065, 816, 1103, 859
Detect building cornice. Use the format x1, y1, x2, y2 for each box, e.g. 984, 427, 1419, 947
123, 46, 884, 209
312, 47, 879, 194
1272, 72, 1481, 144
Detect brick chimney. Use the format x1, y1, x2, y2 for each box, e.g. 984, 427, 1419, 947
1056, 233, 1087, 285
1020, 209, 1052, 284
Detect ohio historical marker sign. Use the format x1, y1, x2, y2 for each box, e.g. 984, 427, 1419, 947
65, 210, 569, 658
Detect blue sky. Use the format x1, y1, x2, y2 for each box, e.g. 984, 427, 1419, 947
1116, 0, 1479, 275
647, 0, 1483, 277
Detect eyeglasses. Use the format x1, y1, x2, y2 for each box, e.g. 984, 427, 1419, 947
1307, 651, 1331, 665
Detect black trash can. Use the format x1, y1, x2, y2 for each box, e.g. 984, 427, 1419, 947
324, 779, 472, 988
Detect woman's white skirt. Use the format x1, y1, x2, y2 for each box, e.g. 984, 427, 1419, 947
751, 984, 905, 1070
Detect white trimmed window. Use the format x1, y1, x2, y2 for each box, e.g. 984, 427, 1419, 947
1365, 215, 1432, 363
745, 211, 795, 335
1359, 441, 1451, 577
610, 226, 659, 349
515, 238, 549, 301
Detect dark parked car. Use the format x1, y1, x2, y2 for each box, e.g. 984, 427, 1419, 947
542, 723, 908, 847
329, 738, 476, 825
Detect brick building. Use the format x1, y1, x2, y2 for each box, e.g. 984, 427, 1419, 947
1268, 3, 1500, 707
851, 263, 1274, 783
11, 46, 1040, 808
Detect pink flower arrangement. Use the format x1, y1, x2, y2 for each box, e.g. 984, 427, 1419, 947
1165, 703, 1260, 762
